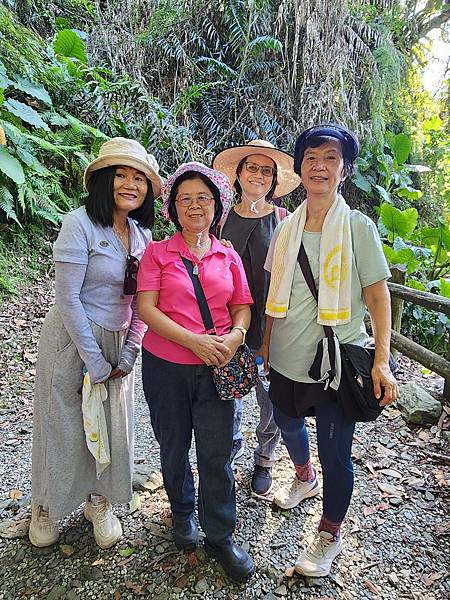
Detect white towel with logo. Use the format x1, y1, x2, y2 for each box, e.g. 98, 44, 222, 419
82, 370, 110, 479
266, 194, 352, 325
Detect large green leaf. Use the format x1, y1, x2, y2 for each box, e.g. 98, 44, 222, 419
0, 146, 25, 184
439, 279, 450, 299
248, 36, 283, 56
15, 147, 51, 174
387, 132, 411, 165
382, 244, 418, 273
0, 60, 11, 90
395, 186, 423, 200
419, 224, 450, 251
11, 77, 52, 105
374, 184, 391, 204
407, 279, 426, 291
352, 170, 372, 193
4, 99, 50, 131
53, 29, 87, 64
379, 203, 418, 241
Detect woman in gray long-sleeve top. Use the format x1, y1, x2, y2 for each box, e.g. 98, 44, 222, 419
29, 138, 163, 549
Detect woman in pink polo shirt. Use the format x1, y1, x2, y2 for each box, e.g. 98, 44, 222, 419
137, 162, 254, 583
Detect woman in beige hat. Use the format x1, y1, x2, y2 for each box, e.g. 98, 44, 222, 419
29, 138, 163, 549
212, 140, 301, 496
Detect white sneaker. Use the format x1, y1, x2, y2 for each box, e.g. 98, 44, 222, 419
295, 531, 343, 577
84, 495, 122, 549
273, 474, 320, 509
29, 501, 59, 547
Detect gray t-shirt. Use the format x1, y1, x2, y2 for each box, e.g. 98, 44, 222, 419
52, 206, 151, 383
265, 210, 391, 383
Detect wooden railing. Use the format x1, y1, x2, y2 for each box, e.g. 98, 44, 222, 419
388, 269, 450, 399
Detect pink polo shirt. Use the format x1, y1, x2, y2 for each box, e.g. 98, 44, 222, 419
137, 232, 253, 364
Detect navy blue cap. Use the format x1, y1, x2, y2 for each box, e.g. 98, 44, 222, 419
293, 124, 359, 173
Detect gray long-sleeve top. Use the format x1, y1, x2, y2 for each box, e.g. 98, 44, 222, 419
53, 206, 151, 383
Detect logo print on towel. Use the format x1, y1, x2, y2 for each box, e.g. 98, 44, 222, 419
323, 245, 348, 290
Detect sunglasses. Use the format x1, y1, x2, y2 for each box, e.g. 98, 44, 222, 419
123, 255, 139, 295
244, 161, 276, 177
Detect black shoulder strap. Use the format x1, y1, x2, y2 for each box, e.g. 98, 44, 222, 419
181, 256, 216, 334
297, 243, 334, 340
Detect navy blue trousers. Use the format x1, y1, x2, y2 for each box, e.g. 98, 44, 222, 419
142, 349, 236, 543
273, 402, 355, 523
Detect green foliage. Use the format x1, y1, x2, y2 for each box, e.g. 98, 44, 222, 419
352, 131, 424, 210
5, 99, 50, 131
0, 9, 108, 227
379, 204, 418, 242
54, 29, 88, 64
0, 146, 25, 185
378, 199, 450, 356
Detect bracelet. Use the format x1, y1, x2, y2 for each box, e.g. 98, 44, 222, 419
232, 326, 247, 345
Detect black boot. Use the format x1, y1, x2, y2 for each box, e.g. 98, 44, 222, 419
173, 517, 199, 549
205, 539, 255, 582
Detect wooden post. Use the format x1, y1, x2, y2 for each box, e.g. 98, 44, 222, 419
390, 268, 406, 358
444, 338, 450, 401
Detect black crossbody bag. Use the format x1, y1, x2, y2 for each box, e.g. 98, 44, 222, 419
181, 257, 258, 401
297, 243, 396, 422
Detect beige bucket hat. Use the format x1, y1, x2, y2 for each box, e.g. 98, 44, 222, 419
212, 139, 301, 198
83, 137, 164, 198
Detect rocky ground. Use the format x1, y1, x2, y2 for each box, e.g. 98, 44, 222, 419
0, 254, 449, 600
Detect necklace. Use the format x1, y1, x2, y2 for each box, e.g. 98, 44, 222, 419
113, 222, 129, 251
186, 241, 211, 275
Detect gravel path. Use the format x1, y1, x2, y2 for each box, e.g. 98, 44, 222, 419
0, 262, 449, 600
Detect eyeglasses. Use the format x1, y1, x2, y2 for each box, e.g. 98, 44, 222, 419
175, 195, 214, 206
123, 255, 139, 295
244, 161, 276, 177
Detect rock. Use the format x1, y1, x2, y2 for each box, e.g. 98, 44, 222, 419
79, 565, 103, 581
262, 594, 278, 600
304, 576, 325, 587
274, 584, 288, 595
132, 469, 164, 492
66, 591, 80, 600
45, 585, 66, 600
195, 578, 210, 594
397, 383, 442, 424
389, 497, 402, 506
59, 544, 75, 558
63, 529, 81, 544
388, 572, 399, 586
70, 580, 83, 589
13, 547, 26, 562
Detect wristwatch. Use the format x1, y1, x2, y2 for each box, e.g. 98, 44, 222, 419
232, 326, 247, 345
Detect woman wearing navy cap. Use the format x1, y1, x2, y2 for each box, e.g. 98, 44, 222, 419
261, 123, 398, 577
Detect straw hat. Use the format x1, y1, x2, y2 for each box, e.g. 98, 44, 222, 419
83, 137, 164, 198
212, 139, 301, 198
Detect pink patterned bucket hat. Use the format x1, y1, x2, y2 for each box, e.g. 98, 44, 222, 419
161, 162, 233, 223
